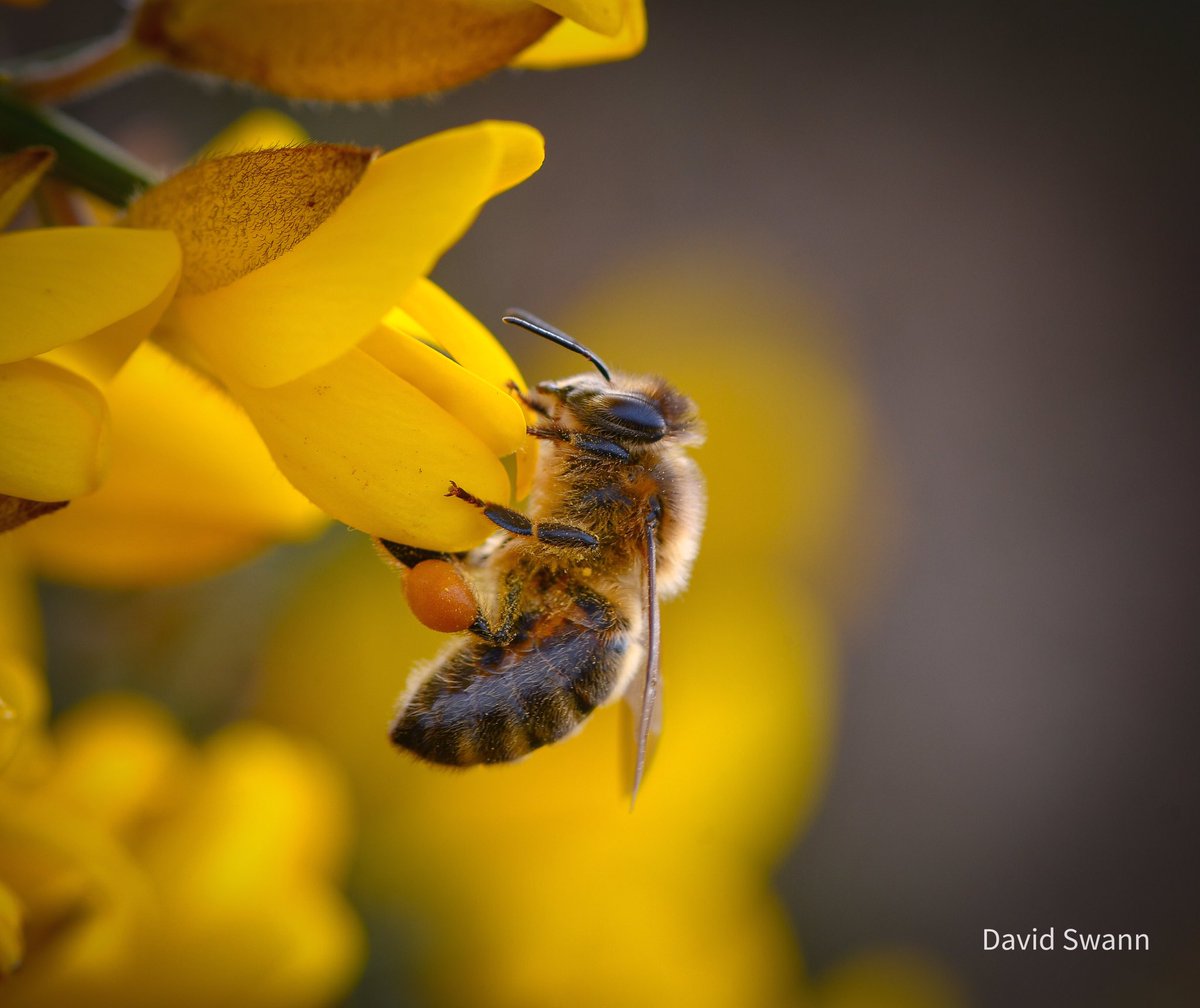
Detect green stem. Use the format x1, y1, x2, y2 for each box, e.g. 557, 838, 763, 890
0, 87, 160, 205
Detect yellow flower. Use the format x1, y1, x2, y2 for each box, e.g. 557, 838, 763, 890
0, 148, 181, 532
5, 115, 542, 583
1, 475, 362, 1004
12, 340, 325, 587
812, 949, 970, 1008
515, 0, 646, 69
124, 119, 543, 553
1, 141, 325, 583
0, 695, 364, 1007
245, 253, 966, 1007
24, 0, 646, 103
0, 542, 46, 787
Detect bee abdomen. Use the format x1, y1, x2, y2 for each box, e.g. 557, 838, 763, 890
391, 618, 629, 767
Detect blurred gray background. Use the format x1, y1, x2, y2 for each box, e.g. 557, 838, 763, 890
4, 2, 1198, 1005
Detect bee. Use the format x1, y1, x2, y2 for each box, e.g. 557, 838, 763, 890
377, 311, 705, 797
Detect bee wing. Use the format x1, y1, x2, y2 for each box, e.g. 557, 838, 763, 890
622, 504, 663, 806
620, 636, 662, 801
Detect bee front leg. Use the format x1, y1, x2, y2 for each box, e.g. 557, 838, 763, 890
506, 380, 553, 418
445, 482, 600, 549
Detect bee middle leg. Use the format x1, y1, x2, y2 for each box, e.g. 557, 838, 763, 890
445, 481, 600, 548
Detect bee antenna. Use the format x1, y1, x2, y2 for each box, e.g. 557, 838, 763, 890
502, 310, 612, 382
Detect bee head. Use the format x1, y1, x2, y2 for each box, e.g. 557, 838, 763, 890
540, 373, 700, 445
502, 310, 702, 445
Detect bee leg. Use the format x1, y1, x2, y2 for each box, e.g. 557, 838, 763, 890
446, 482, 600, 549
526, 427, 631, 462
375, 539, 459, 569
527, 424, 571, 441
506, 380, 553, 417
466, 570, 525, 645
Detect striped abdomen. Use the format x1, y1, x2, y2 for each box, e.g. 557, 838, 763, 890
390, 588, 631, 766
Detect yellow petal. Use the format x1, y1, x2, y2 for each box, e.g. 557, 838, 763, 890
226, 348, 510, 549
124, 145, 374, 297
199, 109, 310, 158
395, 280, 538, 498
158, 121, 545, 388
516, 0, 644, 65
147, 724, 350, 892
362, 318, 526, 459
0, 227, 181, 364
16, 342, 324, 587
37, 256, 182, 386
0, 147, 54, 230
0, 784, 152, 1005
0, 358, 109, 500
427, 867, 801, 1008
132, 0, 559, 101
3, 695, 361, 1008
40, 694, 192, 837
145, 886, 363, 1008
140, 721, 362, 1008
536, 0, 623, 34
398, 278, 525, 392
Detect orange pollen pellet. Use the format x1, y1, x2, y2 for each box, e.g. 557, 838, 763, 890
404, 559, 477, 633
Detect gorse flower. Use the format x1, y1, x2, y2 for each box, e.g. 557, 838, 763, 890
21, 0, 646, 103
6, 115, 544, 584
126, 117, 542, 554
0, 697, 364, 1007
0, 544, 363, 1004
0, 148, 181, 533
13, 340, 325, 586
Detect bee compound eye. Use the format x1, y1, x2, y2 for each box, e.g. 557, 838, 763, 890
597, 394, 667, 441
404, 560, 477, 633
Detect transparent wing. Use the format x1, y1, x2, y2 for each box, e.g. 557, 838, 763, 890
621, 504, 662, 806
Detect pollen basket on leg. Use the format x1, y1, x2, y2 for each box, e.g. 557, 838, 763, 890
404, 559, 477, 633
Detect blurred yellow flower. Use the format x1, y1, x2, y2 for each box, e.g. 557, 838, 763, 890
124, 119, 542, 553
0, 542, 45, 785
22, 0, 646, 103
0, 546, 363, 1004
0, 148, 181, 532
812, 949, 970, 1008
0, 695, 364, 1007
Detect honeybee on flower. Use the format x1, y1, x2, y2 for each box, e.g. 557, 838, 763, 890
381, 312, 705, 797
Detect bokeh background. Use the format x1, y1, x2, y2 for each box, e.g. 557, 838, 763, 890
4, 2, 1199, 1006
